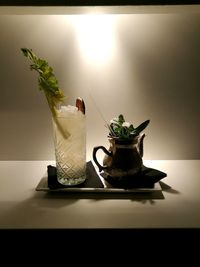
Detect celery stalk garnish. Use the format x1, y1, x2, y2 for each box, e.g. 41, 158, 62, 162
21, 48, 70, 138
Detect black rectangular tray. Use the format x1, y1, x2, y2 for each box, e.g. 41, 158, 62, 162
35, 161, 163, 194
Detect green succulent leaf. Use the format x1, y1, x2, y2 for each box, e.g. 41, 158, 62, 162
118, 114, 125, 124
132, 120, 150, 136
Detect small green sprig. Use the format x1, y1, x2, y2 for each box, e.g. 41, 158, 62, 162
21, 48, 69, 138
107, 114, 150, 139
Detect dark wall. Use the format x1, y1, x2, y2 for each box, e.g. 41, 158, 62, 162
0, 0, 198, 7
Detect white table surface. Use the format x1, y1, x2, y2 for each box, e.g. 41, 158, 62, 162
0, 160, 200, 229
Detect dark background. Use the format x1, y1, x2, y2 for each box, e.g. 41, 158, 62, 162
0, 0, 199, 6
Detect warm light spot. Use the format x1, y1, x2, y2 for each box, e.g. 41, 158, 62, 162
70, 15, 116, 65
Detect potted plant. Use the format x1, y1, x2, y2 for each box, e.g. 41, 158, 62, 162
93, 114, 150, 178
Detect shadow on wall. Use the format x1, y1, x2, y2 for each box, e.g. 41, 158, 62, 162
117, 14, 200, 159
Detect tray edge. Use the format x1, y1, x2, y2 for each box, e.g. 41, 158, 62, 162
35, 176, 162, 193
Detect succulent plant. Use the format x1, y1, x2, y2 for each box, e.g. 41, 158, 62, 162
107, 114, 150, 139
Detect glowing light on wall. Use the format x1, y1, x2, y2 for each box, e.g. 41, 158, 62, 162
70, 15, 116, 65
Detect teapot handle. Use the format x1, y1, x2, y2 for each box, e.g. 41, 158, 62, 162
93, 146, 112, 172
139, 133, 145, 157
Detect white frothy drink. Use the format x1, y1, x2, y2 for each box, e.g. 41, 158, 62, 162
52, 105, 86, 186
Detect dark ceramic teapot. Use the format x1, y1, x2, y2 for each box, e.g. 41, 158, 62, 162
93, 133, 145, 179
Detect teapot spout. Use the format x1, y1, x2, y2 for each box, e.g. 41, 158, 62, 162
139, 133, 145, 157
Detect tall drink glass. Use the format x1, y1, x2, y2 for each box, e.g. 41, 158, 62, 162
52, 105, 86, 186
